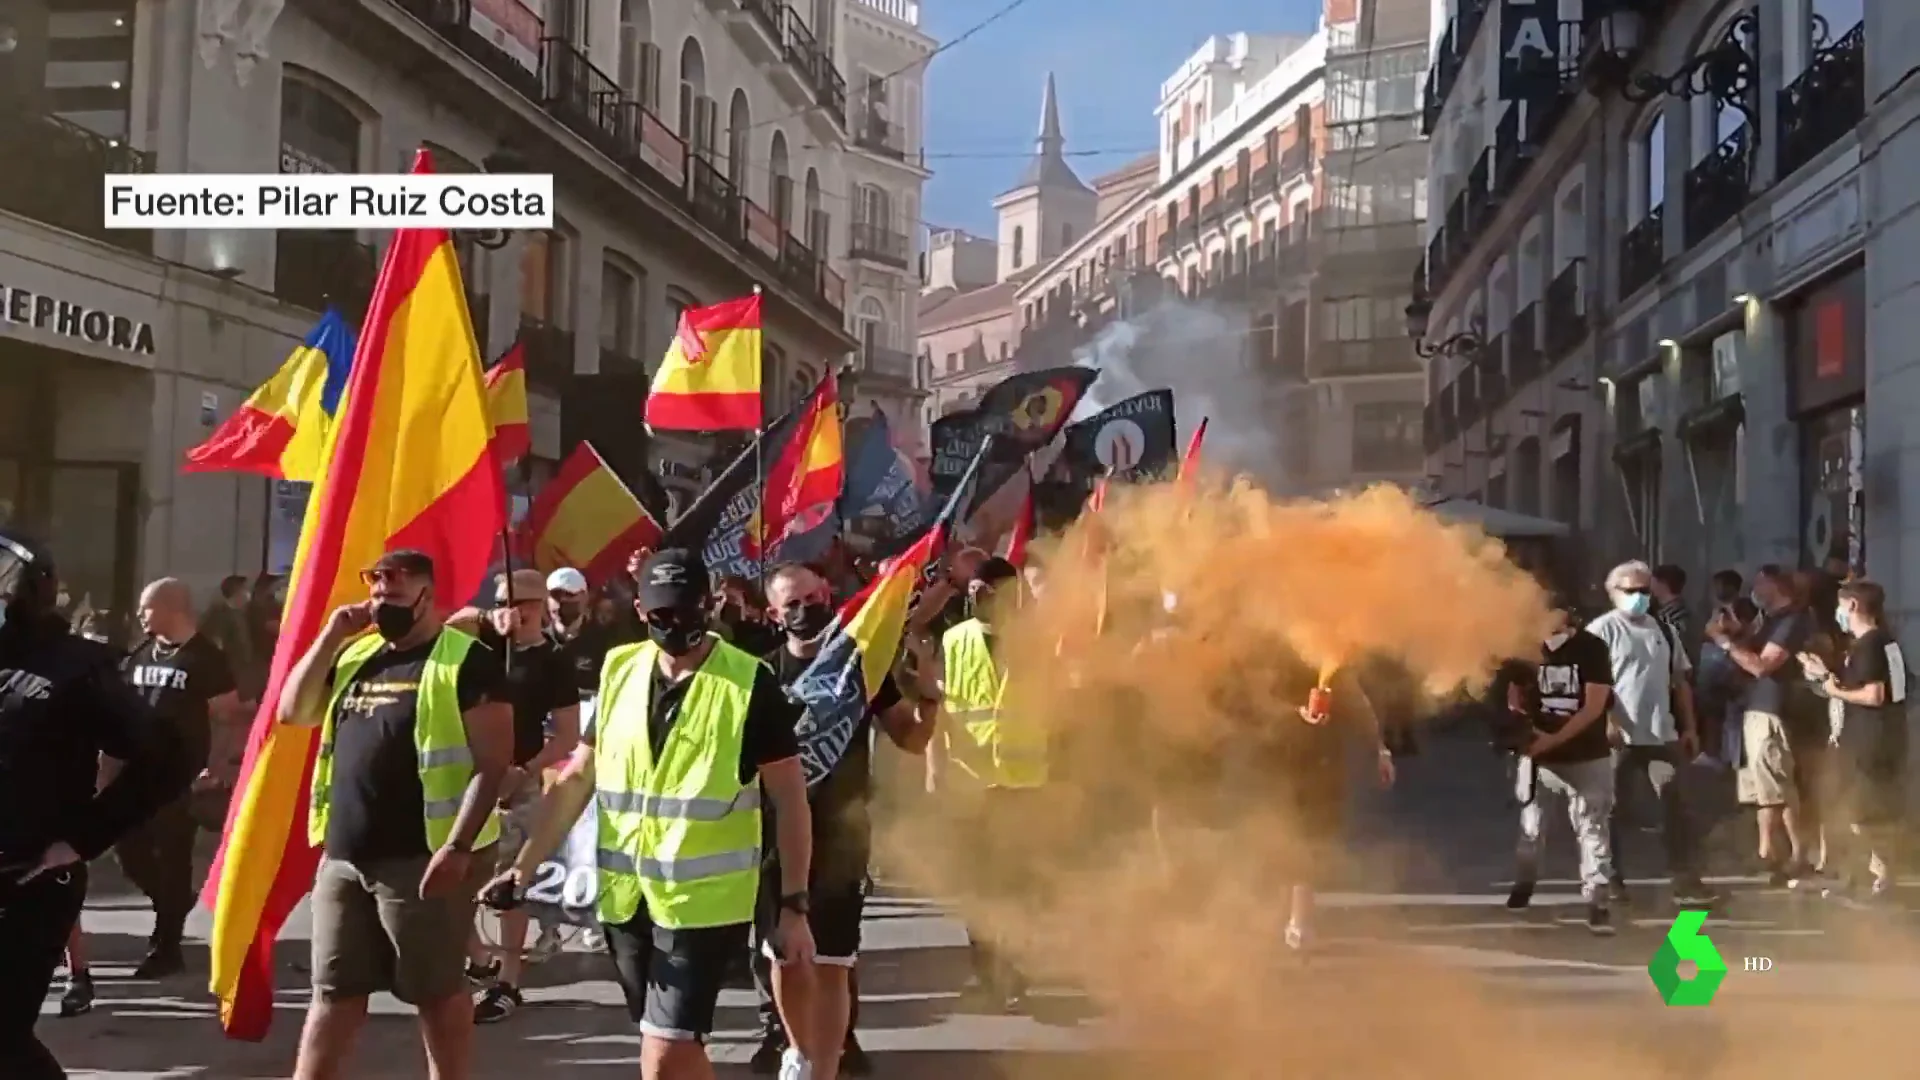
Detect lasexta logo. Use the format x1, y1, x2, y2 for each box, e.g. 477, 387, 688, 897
1648, 910, 1728, 1005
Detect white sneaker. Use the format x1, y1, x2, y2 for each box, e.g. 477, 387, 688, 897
578, 928, 605, 952
779, 1046, 814, 1080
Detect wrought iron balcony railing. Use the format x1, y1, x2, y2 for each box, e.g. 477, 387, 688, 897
1777, 21, 1864, 179
1683, 124, 1752, 249
1619, 206, 1665, 299
849, 220, 910, 268
1544, 259, 1586, 357
1507, 303, 1542, 387
0, 112, 155, 254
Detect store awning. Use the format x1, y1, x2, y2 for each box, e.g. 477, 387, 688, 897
1421, 497, 1572, 538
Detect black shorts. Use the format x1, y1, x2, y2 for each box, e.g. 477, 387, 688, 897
756, 866, 866, 966
602, 913, 751, 1042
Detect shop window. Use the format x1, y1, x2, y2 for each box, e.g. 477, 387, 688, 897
1511, 436, 1542, 516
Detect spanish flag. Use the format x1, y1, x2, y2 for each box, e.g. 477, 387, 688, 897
182, 309, 356, 481
202, 149, 507, 1040
520, 441, 663, 586
786, 436, 991, 784
759, 369, 844, 556
486, 341, 531, 466
643, 292, 763, 431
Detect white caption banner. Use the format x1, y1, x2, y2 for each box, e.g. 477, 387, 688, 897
103, 173, 556, 230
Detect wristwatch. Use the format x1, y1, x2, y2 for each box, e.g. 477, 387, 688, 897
779, 891, 811, 915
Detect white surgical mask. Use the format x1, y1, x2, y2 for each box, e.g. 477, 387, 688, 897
1614, 591, 1652, 617
1836, 605, 1854, 635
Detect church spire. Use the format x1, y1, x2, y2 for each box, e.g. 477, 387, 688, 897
1037, 71, 1064, 156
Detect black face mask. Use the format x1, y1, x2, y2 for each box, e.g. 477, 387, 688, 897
647, 611, 709, 656
374, 595, 423, 643
783, 601, 834, 641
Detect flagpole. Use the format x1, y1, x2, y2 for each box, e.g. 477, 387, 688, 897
752, 284, 765, 588
498, 455, 525, 675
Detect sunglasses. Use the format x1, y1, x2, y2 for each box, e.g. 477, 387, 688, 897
359, 568, 416, 586
495, 596, 542, 609
1614, 585, 1651, 596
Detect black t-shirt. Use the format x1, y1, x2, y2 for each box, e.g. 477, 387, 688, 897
477, 627, 580, 765
763, 645, 902, 886
1, 628, 188, 864
322, 636, 504, 863
123, 633, 236, 774
642, 658, 802, 787
1838, 628, 1909, 771
1525, 630, 1614, 764
555, 620, 629, 699
1750, 609, 1817, 731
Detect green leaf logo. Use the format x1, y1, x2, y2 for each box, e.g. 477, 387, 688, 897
1648, 910, 1728, 1006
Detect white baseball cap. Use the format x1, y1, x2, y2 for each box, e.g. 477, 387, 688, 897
546, 567, 589, 594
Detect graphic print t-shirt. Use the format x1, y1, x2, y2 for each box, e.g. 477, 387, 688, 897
1528, 629, 1614, 764
764, 645, 902, 887
123, 634, 236, 775
323, 636, 504, 863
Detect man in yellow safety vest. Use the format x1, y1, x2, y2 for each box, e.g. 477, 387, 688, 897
488, 549, 818, 1080
928, 556, 1047, 1012
276, 548, 515, 1080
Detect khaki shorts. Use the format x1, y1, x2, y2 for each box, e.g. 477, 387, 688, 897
310, 847, 494, 1004
1738, 711, 1799, 809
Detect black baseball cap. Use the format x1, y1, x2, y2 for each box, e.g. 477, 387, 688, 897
371, 548, 435, 580
974, 556, 1019, 587
636, 548, 709, 612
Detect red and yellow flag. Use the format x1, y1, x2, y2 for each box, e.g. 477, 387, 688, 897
486, 341, 531, 466
759, 369, 844, 554
520, 441, 663, 587
202, 148, 507, 1040
643, 292, 763, 431
1178, 416, 1208, 487
182, 309, 356, 482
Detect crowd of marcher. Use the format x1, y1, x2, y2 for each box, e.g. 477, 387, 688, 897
3, 518, 1913, 1080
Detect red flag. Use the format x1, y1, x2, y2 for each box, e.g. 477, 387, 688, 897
1178, 417, 1208, 487
759, 370, 845, 554
1005, 473, 1037, 567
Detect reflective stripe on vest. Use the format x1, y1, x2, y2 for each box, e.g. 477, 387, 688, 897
309, 627, 501, 851
941, 618, 1048, 789
592, 636, 762, 929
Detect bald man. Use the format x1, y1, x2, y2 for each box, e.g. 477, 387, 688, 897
115, 576, 242, 976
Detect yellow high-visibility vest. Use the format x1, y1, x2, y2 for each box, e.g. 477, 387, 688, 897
592, 636, 763, 929
309, 627, 501, 852
941, 618, 1047, 789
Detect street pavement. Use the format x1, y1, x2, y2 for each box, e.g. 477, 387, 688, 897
38, 728, 1920, 1077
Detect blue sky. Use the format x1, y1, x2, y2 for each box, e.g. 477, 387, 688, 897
917, 0, 1323, 236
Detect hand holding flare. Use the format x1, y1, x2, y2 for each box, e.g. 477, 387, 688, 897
1301, 662, 1337, 725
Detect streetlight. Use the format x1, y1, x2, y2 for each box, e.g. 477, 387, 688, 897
1585, 6, 1759, 124
1405, 296, 1482, 359
467, 143, 533, 250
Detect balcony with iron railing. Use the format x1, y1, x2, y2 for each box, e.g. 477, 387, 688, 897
860, 342, 918, 381
849, 220, 910, 269
1175, 218, 1198, 250
1464, 151, 1494, 235
1279, 141, 1311, 180
1198, 199, 1224, 230
1455, 365, 1483, 430
0, 112, 155, 255
1619, 205, 1665, 299
1477, 335, 1508, 409
1492, 106, 1525, 200
1507, 303, 1542, 388
1308, 338, 1423, 380
1777, 21, 1864, 179
1683, 124, 1752, 249
386, 0, 846, 323
1543, 259, 1585, 357
852, 107, 909, 160
274, 232, 377, 321
778, 12, 846, 127
851, 0, 921, 24
1438, 380, 1460, 441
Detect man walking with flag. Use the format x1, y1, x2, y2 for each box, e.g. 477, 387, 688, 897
481, 549, 817, 1080
751, 563, 936, 1079
274, 549, 513, 1080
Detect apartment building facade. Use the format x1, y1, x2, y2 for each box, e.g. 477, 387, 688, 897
1006, 2, 1432, 494
1417, 0, 1868, 593
838, 0, 933, 443
0, 0, 871, 615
